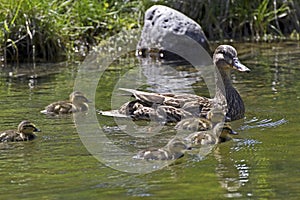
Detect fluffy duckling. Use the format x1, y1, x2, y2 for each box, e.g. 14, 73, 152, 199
174, 108, 226, 132
185, 122, 237, 146
218, 123, 238, 142
175, 117, 212, 132
41, 91, 91, 115
0, 121, 41, 142
133, 138, 189, 160
102, 45, 250, 123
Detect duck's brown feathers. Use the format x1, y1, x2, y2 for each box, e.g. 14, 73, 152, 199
101, 45, 250, 123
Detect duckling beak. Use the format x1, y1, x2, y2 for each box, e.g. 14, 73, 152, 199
229, 129, 238, 135
232, 58, 250, 72
34, 127, 41, 132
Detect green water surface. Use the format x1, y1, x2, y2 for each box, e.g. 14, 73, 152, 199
0, 42, 299, 199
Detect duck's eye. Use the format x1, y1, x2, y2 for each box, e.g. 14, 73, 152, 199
232, 57, 239, 65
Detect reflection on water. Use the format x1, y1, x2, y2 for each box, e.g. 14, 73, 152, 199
0, 42, 299, 199
141, 63, 203, 93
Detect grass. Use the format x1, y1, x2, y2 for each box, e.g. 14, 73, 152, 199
169, 0, 299, 41
0, 0, 165, 64
0, 0, 299, 64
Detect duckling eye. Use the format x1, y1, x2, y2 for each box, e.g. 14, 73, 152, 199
23, 125, 33, 129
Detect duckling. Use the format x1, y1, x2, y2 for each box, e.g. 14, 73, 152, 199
218, 123, 238, 142
41, 91, 91, 115
174, 108, 227, 132
175, 117, 212, 131
133, 137, 189, 160
185, 122, 237, 146
101, 45, 250, 123
0, 121, 41, 142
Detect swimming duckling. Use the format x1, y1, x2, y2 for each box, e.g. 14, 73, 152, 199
218, 123, 238, 142
102, 45, 250, 123
133, 137, 189, 160
0, 121, 41, 142
41, 91, 91, 115
174, 108, 227, 132
175, 117, 213, 132
185, 122, 237, 146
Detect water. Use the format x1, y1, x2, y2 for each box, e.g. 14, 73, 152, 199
0, 42, 299, 199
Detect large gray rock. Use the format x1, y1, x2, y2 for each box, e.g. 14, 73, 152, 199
137, 5, 211, 61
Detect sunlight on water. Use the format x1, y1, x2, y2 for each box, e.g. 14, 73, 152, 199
240, 117, 288, 130
0, 42, 299, 199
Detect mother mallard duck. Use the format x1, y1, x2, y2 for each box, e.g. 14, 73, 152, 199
101, 45, 250, 123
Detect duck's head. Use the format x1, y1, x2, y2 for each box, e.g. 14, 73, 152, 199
69, 91, 91, 105
213, 45, 250, 73
18, 121, 41, 135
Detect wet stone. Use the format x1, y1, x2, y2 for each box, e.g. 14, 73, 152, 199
137, 5, 211, 61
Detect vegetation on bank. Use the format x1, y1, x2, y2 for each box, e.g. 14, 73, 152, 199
1, 0, 300, 64
169, 0, 300, 41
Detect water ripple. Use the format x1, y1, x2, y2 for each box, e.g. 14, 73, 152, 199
240, 118, 287, 130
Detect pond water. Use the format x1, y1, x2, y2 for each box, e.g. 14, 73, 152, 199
0, 41, 299, 199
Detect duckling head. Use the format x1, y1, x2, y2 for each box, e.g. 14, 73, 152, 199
18, 120, 41, 135
206, 108, 227, 124
70, 91, 91, 105
213, 45, 250, 73
214, 122, 238, 142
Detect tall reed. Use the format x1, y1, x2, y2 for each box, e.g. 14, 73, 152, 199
1, 0, 299, 64
169, 0, 299, 41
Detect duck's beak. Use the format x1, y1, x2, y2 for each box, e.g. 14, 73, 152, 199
232, 58, 250, 72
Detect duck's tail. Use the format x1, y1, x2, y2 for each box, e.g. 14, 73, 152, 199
98, 109, 130, 118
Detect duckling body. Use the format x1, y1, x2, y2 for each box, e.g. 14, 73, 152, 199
0, 121, 41, 142
175, 108, 227, 132
175, 117, 213, 131
102, 45, 250, 123
133, 138, 189, 160
185, 122, 237, 146
41, 91, 90, 115
133, 122, 236, 160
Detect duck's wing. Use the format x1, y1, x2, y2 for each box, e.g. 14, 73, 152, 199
99, 110, 131, 118
119, 88, 202, 108
182, 97, 213, 117
114, 88, 217, 122
100, 100, 153, 119
101, 102, 192, 123
119, 88, 165, 106
155, 105, 194, 123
